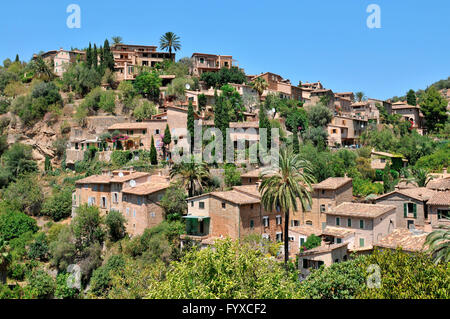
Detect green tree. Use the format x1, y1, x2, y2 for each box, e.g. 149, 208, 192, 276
224, 164, 242, 188
425, 225, 450, 264
292, 130, 300, 154
133, 99, 157, 120
86, 42, 93, 69
259, 148, 315, 265
187, 101, 195, 153
105, 210, 127, 242
198, 93, 207, 112
307, 103, 333, 128
162, 124, 172, 160
0, 211, 38, 241
160, 183, 187, 221
420, 86, 448, 132
150, 136, 158, 165
72, 204, 104, 249
169, 158, 210, 197
41, 187, 73, 221
134, 71, 162, 100
355, 91, 366, 102
159, 32, 181, 56
112, 36, 123, 45
146, 239, 301, 299
0, 239, 11, 284
2, 175, 43, 216
251, 77, 268, 101
303, 234, 322, 251
102, 39, 115, 72
406, 89, 417, 105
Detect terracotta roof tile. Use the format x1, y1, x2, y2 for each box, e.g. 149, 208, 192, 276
376, 229, 428, 252
110, 172, 150, 183
122, 181, 170, 196
75, 175, 111, 184
427, 178, 450, 191
328, 202, 396, 218
299, 243, 348, 256
321, 226, 355, 238
313, 177, 352, 190
211, 190, 260, 205
427, 191, 450, 206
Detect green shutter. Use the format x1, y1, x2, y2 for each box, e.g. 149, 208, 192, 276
403, 203, 407, 218
359, 238, 365, 247
413, 204, 417, 218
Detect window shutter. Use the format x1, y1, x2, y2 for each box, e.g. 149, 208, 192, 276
413, 204, 417, 218
403, 203, 407, 218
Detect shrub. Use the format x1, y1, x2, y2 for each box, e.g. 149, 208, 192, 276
224, 164, 241, 188
41, 187, 73, 221
27, 232, 49, 261
25, 269, 55, 299
105, 210, 127, 242
2, 175, 44, 216
0, 211, 38, 241
55, 273, 79, 299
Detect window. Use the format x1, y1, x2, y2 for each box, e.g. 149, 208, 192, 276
126, 208, 130, 216
250, 204, 254, 210
250, 220, 254, 229
359, 238, 365, 247
101, 197, 107, 208
300, 237, 306, 246
407, 220, 414, 229
262, 216, 269, 227
191, 201, 194, 207
88, 197, 95, 206
133, 209, 136, 217
320, 205, 326, 213
306, 220, 313, 226
276, 232, 283, 242
336, 238, 342, 244
404, 203, 417, 218
336, 217, 340, 226
93, 185, 97, 191
142, 130, 146, 134
123, 195, 128, 202
200, 58, 204, 63
359, 220, 364, 229
438, 209, 450, 219
332, 129, 337, 134
222, 202, 226, 209
276, 215, 282, 225
199, 202, 205, 209
113, 193, 118, 203
291, 220, 300, 227
155, 129, 160, 134
347, 218, 352, 227
137, 197, 142, 205
321, 190, 325, 195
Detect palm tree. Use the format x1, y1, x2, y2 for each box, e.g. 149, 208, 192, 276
0, 239, 11, 284
251, 77, 268, 102
425, 223, 450, 264
355, 91, 366, 102
159, 32, 181, 56
404, 167, 434, 187
259, 148, 316, 265
112, 36, 123, 45
170, 157, 210, 197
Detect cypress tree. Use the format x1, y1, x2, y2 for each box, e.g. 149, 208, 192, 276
162, 124, 172, 160
187, 101, 195, 153
259, 104, 271, 150
292, 130, 300, 154
15, 54, 19, 63
93, 44, 98, 69
406, 89, 417, 106
103, 39, 115, 71
150, 136, 158, 165
86, 42, 93, 69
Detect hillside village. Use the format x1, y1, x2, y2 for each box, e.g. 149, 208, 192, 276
0, 34, 449, 299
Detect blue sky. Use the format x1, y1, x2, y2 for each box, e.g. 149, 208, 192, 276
0, 0, 449, 99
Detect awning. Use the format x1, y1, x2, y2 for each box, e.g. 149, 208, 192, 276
182, 216, 210, 222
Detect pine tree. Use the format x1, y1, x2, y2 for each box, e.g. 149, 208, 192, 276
99, 46, 104, 71
187, 101, 195, 153
292, 130, 300, 154
86, 42, 93, 69
150, 136, 158, 165
406, 89, 417, 106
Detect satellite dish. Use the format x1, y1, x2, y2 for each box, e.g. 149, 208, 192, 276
118, 172, 124, 177
185, 83, 191, 90
129, 180, 136, 188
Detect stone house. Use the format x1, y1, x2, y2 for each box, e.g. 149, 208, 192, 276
426, 191, 450, 230
35, 48, 86, 77
73, 170, 169, 236
323, 203, 397, 251
374, 188, 437, 231
298, 177, 353, 231
111, 44, 174, 81
298, 243, 349, 279
184, 184, 284, 244
191, 53, 234, 76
